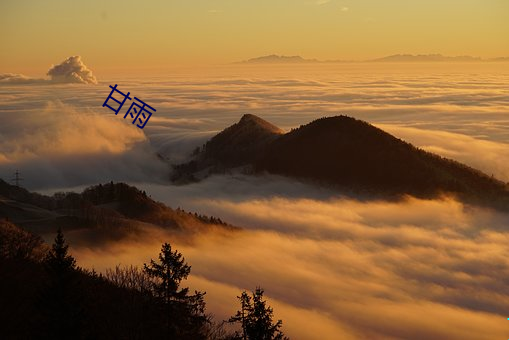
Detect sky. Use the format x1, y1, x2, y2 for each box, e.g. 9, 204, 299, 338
1, 0, 508, 74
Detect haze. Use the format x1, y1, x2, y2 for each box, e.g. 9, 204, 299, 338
1, 0, 508, 74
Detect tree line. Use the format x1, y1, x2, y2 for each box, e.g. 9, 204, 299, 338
0, 223, 288, 340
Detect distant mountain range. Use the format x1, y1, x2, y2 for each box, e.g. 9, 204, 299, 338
238, 54, 509, 64
239, 54, 320, 64
173, 114, 509, 210
371, 54, 482, 62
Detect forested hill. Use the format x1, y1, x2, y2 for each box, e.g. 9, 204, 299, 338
0, 180, 234, 236
173, 114, 509, 210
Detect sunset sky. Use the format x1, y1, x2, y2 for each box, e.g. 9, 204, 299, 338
1, 0, 508, 74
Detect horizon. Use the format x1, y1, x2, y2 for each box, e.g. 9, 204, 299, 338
1, 0, 508, 73
4, 55, 509, 79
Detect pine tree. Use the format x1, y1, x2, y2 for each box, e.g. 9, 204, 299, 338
144, 242, 207, 339
40, 228, 84, 340
45, 228, 76, 274
230, 291, 251, 340
229, 288, 288, 340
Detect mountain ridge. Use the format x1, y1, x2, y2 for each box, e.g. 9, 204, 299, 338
237, 54, 509, 64
173, 114, 509, 210
0, 180, 236, 238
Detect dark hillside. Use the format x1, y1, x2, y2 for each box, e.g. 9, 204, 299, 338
174, 114, 509, 209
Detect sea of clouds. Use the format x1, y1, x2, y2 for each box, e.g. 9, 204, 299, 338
1, 61, 508, 188
71, 176, 509, 339
2, 59, 509, 339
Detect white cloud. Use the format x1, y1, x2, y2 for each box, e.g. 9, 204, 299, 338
0, 101, 144, 161
0, 100, 169, 188
47, 55, 97, 84
0, 55, 97, 84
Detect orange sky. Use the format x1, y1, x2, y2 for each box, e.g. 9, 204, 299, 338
1, 0, 508, 74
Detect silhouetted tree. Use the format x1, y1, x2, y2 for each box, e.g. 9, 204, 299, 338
105, 264, 152, 292
0, 221, 44, 260
45, 228, 76, 273
229, 288, 288, 340
39, 228, 85, 339
144, 242, 208, 339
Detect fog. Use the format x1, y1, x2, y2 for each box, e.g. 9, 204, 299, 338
2, 63, 509, 339
69, 183, 509, 339
2, 63, 509, 188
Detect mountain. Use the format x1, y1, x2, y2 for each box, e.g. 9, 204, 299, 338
203, 113, 283, 165
488, 57, 509, 62
0, 180, 235, 238
172, 114, 283, 181
240, 54, 320, 64
370, 54, 482, 62
237, 54, 508, 63
173, 115, 509, 209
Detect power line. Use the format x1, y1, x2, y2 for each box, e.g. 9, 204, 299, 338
11, 170, 23, 187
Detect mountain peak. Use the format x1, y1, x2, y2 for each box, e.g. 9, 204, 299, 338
172, 114, 509, 211
240, 55, 319, 64
237, 114, 284, 134
172, 115, 283, 176
201, 114, 283, 166
239, 113, 261, 123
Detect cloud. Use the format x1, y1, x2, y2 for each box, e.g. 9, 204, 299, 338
0, 73, 45, 83
67, 178, 509, 340
2, 64, 509, 190
0, 100, 169, 189
0, 101, 144, 161
0, 55, 97, 84
2, 58, 508, 339
377, 124, 509, 181
47, 56, 97, 84
341, 6, 349, 11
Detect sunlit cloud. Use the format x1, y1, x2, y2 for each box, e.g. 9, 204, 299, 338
377, 124, 509, 182
0, 55, 97, 84
0, 101, 144, 161
0, 65, 509, 188
3, 64, 508, 189
0, 73, 44, 83
47, 56, 97, 84
69, 186, 509, 340
0, 100, 169, 189
6, 64, 506, 339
